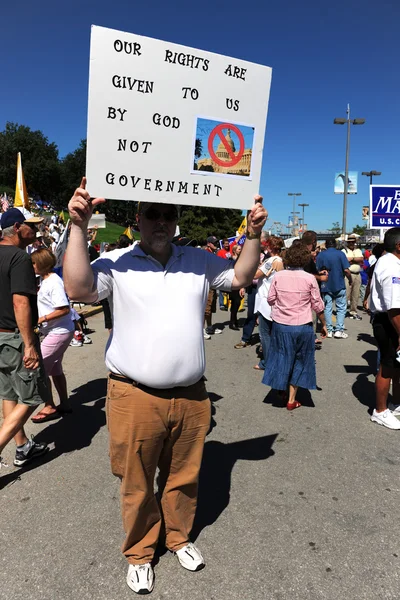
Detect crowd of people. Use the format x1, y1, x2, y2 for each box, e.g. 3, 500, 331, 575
0, 189, 400, 595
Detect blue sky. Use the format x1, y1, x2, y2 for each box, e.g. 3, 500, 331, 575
1, 0, 399, 231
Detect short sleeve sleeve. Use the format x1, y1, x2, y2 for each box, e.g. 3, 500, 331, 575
10, 253, 36, 296
389, 275, 400, 310
49, 276, 69, 308
205, 253, 235, 291
91, 257, 113, 301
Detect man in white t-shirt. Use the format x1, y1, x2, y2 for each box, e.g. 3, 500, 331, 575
370, 228, 400, 430
63, 177, 267, 595
342, 235, 363, 319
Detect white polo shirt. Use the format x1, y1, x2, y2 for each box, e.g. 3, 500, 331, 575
370, 253, 400, 314
91, 244, 234, 388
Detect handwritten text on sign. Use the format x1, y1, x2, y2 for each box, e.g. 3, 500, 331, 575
86, 26, 272, 210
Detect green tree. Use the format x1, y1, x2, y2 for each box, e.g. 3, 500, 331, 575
59, 139, 87, 208
0, 122, 61, 201
352, 224, 367, 236
329, 221, 341, 236
179, 206, 243, 244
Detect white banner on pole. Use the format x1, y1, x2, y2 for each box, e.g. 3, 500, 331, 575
86, 25, 272, 210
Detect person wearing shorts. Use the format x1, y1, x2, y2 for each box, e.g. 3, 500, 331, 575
0, 208, 49, 468
30, 248, 74, 423
370, 227, 400, 430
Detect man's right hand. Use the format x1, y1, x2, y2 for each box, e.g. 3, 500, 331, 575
23, 344, 40, 370
68, 177, 105, 229
319, 270, 329, 283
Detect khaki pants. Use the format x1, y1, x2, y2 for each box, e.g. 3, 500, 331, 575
106, 376, 211, 564
345, 273, 361, 315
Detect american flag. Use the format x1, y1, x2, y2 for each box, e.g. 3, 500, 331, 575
1, 194, 9, 212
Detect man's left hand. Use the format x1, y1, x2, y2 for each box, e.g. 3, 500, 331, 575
247, 195, 267, 235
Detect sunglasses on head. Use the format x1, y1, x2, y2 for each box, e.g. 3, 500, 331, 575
142, 207, 178, 222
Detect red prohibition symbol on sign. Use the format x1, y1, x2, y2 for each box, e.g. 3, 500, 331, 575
207, 123, 245, 168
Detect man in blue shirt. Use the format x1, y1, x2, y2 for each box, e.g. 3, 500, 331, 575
316, 239, 352, 338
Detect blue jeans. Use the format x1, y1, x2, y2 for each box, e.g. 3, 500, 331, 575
258, 314, 273, 369
241, 286, 257, 342
219, 290, 225, 308
323, 289, 347, 332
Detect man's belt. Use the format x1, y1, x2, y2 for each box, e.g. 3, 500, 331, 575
109, 373, 138, 386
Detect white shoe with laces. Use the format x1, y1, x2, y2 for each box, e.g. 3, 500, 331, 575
213, 328, 223, 334
371, 409, 400, 430
126, 563, 154, 594
327, 331, 333, 338
334, 331, 348, 339
175, 543, 205, 571
203, 329, 211, 340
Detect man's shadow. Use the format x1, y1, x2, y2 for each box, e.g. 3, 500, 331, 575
346, 350, 377, 414
191, 433, 277, 541
0, 378, 107, 489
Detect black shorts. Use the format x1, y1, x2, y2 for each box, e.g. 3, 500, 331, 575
373, 312, 400, 370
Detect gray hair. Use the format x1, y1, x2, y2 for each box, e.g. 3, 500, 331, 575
1, 225, 16, 238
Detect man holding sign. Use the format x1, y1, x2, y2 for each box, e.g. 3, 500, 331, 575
64, 178, 267, 595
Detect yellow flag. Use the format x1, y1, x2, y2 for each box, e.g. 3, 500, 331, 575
59, 210, 65, 222
237, 216, 247, 236
123, 227, 133, 240
14, 153, 29, 209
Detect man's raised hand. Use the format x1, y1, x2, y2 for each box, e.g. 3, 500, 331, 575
68, 177, 105, 229
247, 195, 267, 235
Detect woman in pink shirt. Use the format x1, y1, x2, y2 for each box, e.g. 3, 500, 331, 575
262, 244, 327, 410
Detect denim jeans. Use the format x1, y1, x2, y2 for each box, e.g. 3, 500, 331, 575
241, 286, 257, 342
219, 290, 225, 308
323, 289, 347, 332
258, 314, 273, 369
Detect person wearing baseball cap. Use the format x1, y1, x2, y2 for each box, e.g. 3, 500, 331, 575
342, 234, 364, 320
0, 208, 48, 470
206, 236, 218, 252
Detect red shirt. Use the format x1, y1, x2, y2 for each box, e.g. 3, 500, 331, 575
217, 248, 232, 259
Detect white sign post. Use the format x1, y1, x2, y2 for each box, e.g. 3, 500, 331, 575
86, 25, 272, 210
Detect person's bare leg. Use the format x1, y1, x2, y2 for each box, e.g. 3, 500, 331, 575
287, 385, 298, 405
3, 399, 28, 447
375, 365, 393, 413
0, 402, 34, 455
34, 378, 57, 416
52, 374, 71, 409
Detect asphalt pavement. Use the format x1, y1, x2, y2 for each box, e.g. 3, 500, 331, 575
1, 308, 399, 600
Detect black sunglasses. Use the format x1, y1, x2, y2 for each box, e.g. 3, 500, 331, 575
143, 207, 178, 222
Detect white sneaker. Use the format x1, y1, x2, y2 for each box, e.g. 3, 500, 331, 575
126, 563, 154, 594
334, 331, 348, 339
175, 543, 205, 571
327, 332, 333, 338
213, 328, 223, 334
83, 335, 92, 344
371, 409, 400, 430
70, 338, 83, 347
203, 329, 211, 340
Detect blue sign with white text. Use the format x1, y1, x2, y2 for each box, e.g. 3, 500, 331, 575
370, 185, 400, 228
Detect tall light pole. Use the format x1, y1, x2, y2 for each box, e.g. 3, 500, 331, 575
288, 192, 302, 235
334, 104, 365, 239
298, 203, 309, 237
362, 170, 381, 185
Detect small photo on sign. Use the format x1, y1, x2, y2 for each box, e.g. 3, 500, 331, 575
192, 118, 255, 179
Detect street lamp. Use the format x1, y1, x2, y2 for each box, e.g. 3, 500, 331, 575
334, 104, 365, 239
362, 170, 381, 185
298, 203, 309, 237
288, 192, 302, 235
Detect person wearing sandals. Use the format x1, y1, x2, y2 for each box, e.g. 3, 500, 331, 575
253, 236, 284, 370
262, 243, 327, 410
30, 249, 74, 423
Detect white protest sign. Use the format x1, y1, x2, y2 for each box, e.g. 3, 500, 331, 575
86, 25, 272, 210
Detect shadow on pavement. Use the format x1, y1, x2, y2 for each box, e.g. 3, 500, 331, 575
0, 378, 107, 490
357, 332, 377, 346
263, 388, 315, 408
350, 350, 377, 413
208, 392, 223, 435
191, 433, 277, 541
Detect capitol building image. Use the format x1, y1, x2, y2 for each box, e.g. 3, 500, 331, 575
196, 128, 252, 176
